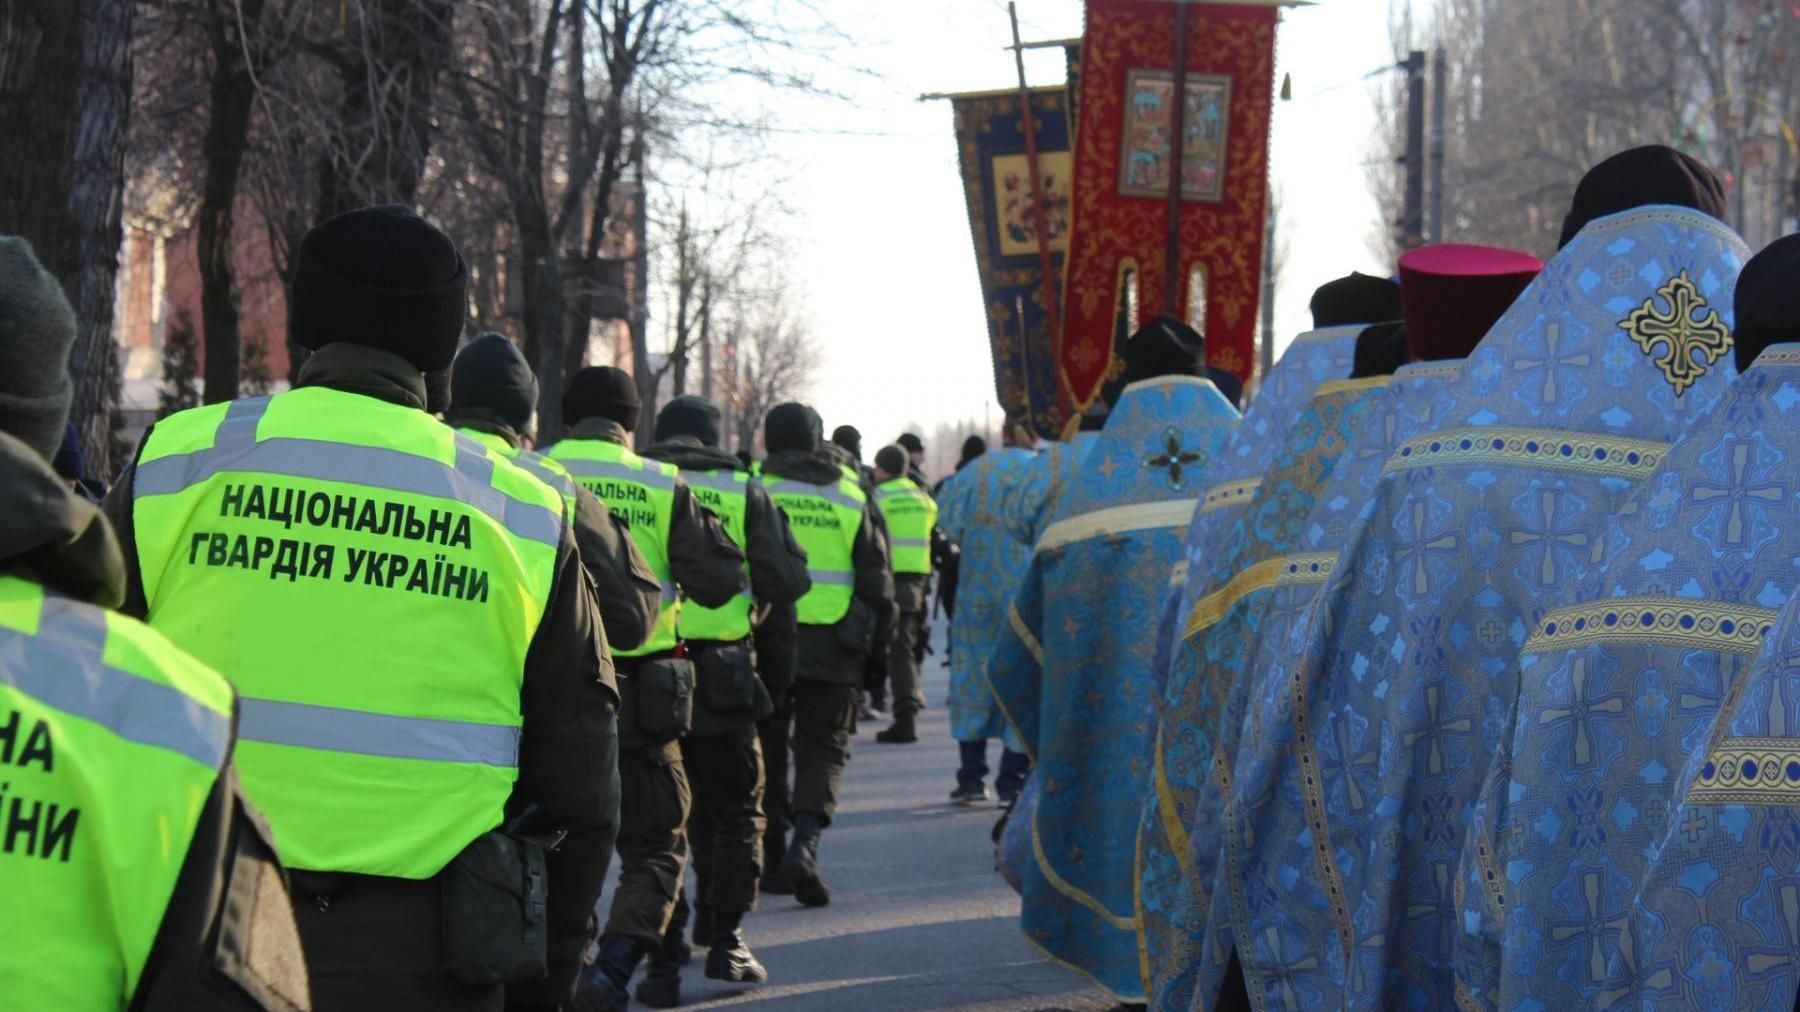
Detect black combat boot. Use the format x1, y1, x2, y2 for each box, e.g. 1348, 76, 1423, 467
704, 911, 769, 983
573, 934, 644, 1012
785, 812, 830, 907
634, 929, 684, 1009
875, 711, 917, 744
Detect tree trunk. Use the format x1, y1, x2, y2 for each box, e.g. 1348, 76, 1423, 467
517, 196, 568, 438
198, 0, 266, 405
64, 0, 132, 473
0, 0, 130, 474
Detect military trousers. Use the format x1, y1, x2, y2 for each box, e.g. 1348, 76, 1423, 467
887, 607, 928, 719
603, 740, 691, 945
757, 698, 793, 859
888, 574, 930, 718
680, 728, 767, 915
790, 680, 859, 824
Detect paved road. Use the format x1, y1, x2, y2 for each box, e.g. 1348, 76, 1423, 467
605, 622, 1115, 1011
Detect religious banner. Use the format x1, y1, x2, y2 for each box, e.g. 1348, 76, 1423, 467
1059, 0, 1281, 405
952, 86, 1074, 438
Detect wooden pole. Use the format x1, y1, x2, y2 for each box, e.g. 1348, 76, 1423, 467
1164, 1, 1190, 317
1007, 3, 1065, 403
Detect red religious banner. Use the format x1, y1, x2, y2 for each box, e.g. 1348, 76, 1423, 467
1059, 0, 1281, 407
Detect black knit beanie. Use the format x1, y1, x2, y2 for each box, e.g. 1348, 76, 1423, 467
655, 394, 723, 447
765, 402, 819, 454
563, 366, 641, 431
960, 435, 986, 463
290, 204, 468, 372
0, 237, 77, 460
896, 432, 924, 455
831, 425, 863, 460
451, 332, 538, 432
874, 444, 907, 477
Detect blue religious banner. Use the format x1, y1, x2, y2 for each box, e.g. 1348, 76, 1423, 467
989, 375, 1238, 1001
1248, 206, 1745, 1011
1455, 348, 1800, 1011
951, 86, 1072, 437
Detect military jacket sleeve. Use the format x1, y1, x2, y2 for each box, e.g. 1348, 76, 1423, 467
666, 480, 747, 609
517, 528, 618, 825
743, 483, 810, 605
132, 766, 311, 1012
852, 500, 898, 664
102, 450, 151, 617
754, 598, 799, 703
511, 529, 620, 1003
569, 482, 661, 652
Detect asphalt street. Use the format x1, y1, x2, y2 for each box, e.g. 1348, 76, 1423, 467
601, 620, 1116, 1011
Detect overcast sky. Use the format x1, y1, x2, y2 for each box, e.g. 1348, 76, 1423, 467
761, 0, 1395, 454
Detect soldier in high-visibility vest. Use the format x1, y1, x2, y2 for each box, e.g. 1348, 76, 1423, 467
549, 367, 747, 1012
447, 332, 661, 653
871, 445, 939, 746
826, 423, 897, 721
757, 403, 895, 908
106, 206, 619, 1012
0, 236, 308, 1010
632, 395, 810, 1005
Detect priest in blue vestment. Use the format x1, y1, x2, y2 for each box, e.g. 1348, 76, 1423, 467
1258, 149, 1742, 1012
937, 432, 1037, 802
1590, 239, 1800, 1012
1141, 315, 1398, 1010
1195, 272, 1514, 1012
1456, 234, 1800, 1011
988, 317, 1239, 1002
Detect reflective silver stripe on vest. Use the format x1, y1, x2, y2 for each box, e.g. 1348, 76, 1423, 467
557, 458, 678, 491
761, 479, 863, 512
1, 598, 231, 769
660, 580, 680, 603
681, 470, 749, 494
238, 697, 520, 767
890, 538, 930, 550
808, 571, 855, 588
135, 399, 563, 548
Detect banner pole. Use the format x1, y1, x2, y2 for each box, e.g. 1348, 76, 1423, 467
1164, 0, 1190, 317
1008, 2, 1067, 413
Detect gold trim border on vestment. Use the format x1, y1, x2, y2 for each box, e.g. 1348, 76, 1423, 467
1036, 498, 1199, 553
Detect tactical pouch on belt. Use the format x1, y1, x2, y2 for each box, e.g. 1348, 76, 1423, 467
619, 657, 695, 742
834, 599, 875, 656
440, 831, 548, 985
695, 642, 761, 714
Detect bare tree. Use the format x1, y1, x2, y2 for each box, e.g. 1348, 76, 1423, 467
726, 291, 821, 452
0, 0, 134, 473
1371, 0, 1800, 260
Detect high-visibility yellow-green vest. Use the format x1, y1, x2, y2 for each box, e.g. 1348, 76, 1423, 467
675, 468, 755, 642
0, 574, 234, 1006
460, 427, 580, 523
875, 477, 937, 575
548, 438, 680, 655
131, 388, 562, 879
760, 474, 865, 625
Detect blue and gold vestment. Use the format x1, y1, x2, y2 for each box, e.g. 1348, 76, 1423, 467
1141, 367, 1383, 1010
937, 447, 1036, 746
989, 375, 1238, 1001
1454, 350, 1800, 1011
1247, 206, 1746, 1011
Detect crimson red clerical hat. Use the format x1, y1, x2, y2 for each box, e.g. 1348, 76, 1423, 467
1398, 244, 1543, 362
